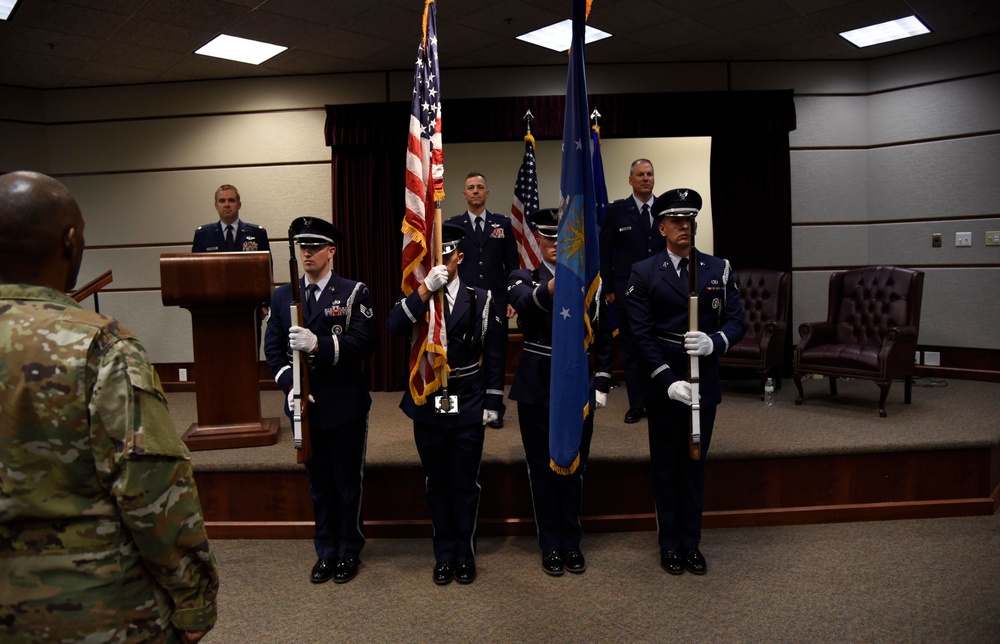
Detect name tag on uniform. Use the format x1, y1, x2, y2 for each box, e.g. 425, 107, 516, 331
619, 226, 631, 232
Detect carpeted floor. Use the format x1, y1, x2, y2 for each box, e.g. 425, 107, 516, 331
205, 512, 1000, 643
170, 377, 1000, 472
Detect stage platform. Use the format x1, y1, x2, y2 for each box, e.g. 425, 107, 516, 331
171, 377, 1000, 539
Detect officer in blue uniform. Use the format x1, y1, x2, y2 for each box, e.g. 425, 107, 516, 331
507, 208, 613, 577
387, 223, 506, 586
445, 172, 518, 428
264, 216, 375, 585
191, 184, 270, 253
625, 188, 745, 576
599, 159, 661, 424
192, 184, 271, 350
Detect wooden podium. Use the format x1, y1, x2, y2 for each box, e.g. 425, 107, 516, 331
160, 251, 279, 450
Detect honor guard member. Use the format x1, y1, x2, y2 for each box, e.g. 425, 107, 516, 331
446, 172, 519, 428
625, 188, 744, 576
264, 216, 375, 584
507, 208, 613, 576
192, 184, 272, 350
599, 159, 660, 424
387, 223, 506, 586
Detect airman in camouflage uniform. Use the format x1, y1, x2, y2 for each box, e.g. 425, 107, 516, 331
0, 171, 219, 643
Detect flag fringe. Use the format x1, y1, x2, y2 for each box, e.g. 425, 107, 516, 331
550, 454, 580, 475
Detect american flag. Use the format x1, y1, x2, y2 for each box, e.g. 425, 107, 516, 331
511, 134, 543, 270
400, 0, 446, 405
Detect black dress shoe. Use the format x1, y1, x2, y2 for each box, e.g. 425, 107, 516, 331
455, 561, 477, 584
562, 550, 586, 574
310, 558, 335, 584
660, 549, 684, 575
487, 417, 504, 429
433, 562, 455, 585
624, 407, 646, 424
333, 558, 360, 583
683, 548, 707, 575
542, 550, 564, 576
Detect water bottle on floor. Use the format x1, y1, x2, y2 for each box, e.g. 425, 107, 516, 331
764, 378, 775, 406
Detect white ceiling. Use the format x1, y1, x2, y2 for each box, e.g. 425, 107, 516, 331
1, 0, 998, 89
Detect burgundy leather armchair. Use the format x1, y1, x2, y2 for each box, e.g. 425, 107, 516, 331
719, 268, 791, 397
794, 266, 924, 417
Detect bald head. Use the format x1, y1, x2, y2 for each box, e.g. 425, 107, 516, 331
0, 171, 86, 292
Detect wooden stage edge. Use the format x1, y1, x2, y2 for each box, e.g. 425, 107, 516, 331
197, 443, 1000, 540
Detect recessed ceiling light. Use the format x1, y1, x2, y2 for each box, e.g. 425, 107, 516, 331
195, 34, 287, 65
839, 16, 930, 48
516, 19, 612, 53
1, 0, 23, 21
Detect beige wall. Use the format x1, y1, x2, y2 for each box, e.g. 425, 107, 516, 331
1, 33, 998, 363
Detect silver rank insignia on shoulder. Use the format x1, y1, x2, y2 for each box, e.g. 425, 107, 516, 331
360, 304, 374, 318
626, 285, 635, 295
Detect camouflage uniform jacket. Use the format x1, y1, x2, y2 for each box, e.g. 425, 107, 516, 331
0, 284, 219, 642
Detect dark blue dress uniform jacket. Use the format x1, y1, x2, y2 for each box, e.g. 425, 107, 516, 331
446, 211, 519, 309
507, 264, 613, 405
387, 282, 506, 425
599, 198, 661, 299
625, 249, 745, 402
265, 274, 375, 427
191, 220, 270, 253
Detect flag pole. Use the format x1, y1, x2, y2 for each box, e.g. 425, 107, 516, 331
434, 201, 450, 408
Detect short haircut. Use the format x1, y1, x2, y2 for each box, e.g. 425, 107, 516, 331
629, 159, 654, 174
215, 184, 241, 201
464, 172, 488, 185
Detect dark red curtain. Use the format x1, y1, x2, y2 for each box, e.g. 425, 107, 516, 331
326, 90, 795, 392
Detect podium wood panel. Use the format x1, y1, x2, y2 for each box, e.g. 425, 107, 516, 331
161, 252, 278, 450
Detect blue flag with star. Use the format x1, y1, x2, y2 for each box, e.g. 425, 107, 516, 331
549, 0, 600, 475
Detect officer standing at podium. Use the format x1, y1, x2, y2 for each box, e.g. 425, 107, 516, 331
264, 216, 375, 585
191, 184, 270, 253
387, 223, 506, 586
507, 208, 613, 577
192, 184, 272, 350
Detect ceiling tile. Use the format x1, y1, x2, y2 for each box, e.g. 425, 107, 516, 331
91, 41, 187, 71
110, 18, 216, 53
136, 0, 250, 32
12, 0, 130, 39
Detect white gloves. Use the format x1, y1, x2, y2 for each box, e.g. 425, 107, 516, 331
287, 390, 315, 410
684, 331, 714, 356
289, 325, 318, 353
668, 380, 694, 406
424, 264, 450, 292
482, 409, 499, 426
595, 390, 608, 409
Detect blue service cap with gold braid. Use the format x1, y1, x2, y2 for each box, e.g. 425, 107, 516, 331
652, 188, 702, 218
291, 216, 343, 246
528, 207, 559, 238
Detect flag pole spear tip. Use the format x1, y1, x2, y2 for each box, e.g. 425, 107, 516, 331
523, 109, 534, 137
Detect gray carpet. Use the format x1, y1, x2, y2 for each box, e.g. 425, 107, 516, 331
170, 377, 1000, 472
205, 512, 1000, 643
